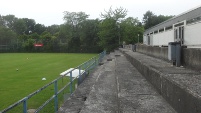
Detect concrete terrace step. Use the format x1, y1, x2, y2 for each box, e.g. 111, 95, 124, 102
120, 48, 201, 113
59, 50, 176, 113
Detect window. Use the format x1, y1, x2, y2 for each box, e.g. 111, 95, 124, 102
174, 22, 184, 27
159, 28, 164, 32
154, 30, 158, 34
165, 26, 173, 30
187, 16, 201, 24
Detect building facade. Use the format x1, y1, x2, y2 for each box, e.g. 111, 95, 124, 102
143, 5, 201, 48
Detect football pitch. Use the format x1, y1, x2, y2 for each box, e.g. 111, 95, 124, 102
0, 53, 96, 111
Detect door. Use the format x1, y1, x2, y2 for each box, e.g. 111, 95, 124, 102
148, 35, 150, 45
174, 24, 184, 45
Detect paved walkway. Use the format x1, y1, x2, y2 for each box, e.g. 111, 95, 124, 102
59, 50, 176, 113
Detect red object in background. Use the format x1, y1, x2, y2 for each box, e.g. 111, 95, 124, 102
34, 43, 43, 47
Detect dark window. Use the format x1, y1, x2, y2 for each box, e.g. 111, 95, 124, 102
187, 16, 201, 24
174, 22, 184, 27
165, 26, 173, 30
159, 28, 164, 32
154, 30, 158, 34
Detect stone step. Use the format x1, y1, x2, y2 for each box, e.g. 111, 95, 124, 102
120, 48, 201, 113
59, 50, 177, 113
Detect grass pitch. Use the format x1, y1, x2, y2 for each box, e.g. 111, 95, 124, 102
0, 53, 96, 111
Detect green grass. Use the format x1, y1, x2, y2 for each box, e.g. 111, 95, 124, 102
0, 53, 96, 112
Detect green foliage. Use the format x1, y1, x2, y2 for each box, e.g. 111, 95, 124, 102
63, 11, 89, 26
0, 26, 17, 47
1, 14, 17, 29
120, 17, 144, 44
22, 38, 35, 51
22, 18, 36, 35
79, 19, 102, 52
100, 6, 127, 21
143, 11, 174, 29
62, 12, 102, 53
98, 7, 127, 52
13, 19, 27, 35
0, 9, 173, 53
33, 23, 46, 35
98, 18, 119, 51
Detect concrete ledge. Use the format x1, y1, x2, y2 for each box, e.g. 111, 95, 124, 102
120, 48, 201, 113
136, 45, 201, 71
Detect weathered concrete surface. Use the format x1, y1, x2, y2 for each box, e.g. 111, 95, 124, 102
137, 45, 168, 61
120, 48, 201, 113
114, 52, 176, 113
59, 51, 176, 113
182, 48, 201, 71
136, 44, 201, 71
58, 60, 106, 113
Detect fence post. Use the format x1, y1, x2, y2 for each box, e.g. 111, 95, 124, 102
54, 80, 58, 112
78, 66, 81, 85
23, 97, 28, 113
93, 57, 96, 67
95, 57, 97, 66
70, 71, 73, 94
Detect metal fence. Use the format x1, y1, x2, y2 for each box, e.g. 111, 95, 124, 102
0, 51, 106, 113
0, 39, 101, 53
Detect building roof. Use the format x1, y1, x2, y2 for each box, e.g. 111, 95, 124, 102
144, 5, 201, 35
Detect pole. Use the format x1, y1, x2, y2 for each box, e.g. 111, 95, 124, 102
119, 25, 120, 45
23, 97, 28, 113
138, 34, 139, 44
70, 71, 72, 94
54, 81, 58, 112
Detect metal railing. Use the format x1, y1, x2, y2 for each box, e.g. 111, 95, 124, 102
0, 51, 106, 113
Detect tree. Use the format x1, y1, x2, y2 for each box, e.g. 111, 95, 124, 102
142, 11, 156, 29
33, 24, 46, 35
100, 6, 127, 22
79, 19, 102, 52
63, 11, 89, 26
0, 26, 17, 44
120, 17, 144, 44
0, 15, 4, 26
1, 15, 17, 29
63, 11, 89, 52
98, 7, 127, 51
143, 11, 173, 29
98, 18, 119, 51
13, 19, 27, 35
47, 24, 60, 35
22, 18, 36, 35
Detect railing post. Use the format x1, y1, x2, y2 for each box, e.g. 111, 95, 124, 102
23, 97, 28, 113
95, 57, 97, 66
78, 66, 81, 85
54, 80, 58, 112
70, 71, 73, 94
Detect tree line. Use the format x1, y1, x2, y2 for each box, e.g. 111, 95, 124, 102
0, 7, 173, 53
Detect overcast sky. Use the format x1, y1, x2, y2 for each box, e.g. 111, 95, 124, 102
0, 0, 201, 26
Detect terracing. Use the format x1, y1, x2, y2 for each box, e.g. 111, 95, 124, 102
59, 48, 201, 113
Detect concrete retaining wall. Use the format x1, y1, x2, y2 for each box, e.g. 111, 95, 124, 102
136, 45, 168, 61
182, 48, 201, 71
136, 45, 201, 71
120, 49, 201, 113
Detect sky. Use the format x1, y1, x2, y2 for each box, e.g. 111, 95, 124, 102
0, 0, 201, 26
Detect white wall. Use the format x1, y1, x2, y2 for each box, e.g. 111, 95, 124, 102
185, 22, 201, 47
151, 30, 174, 46
143, 35, 147, 45
143, 21, 201, 47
